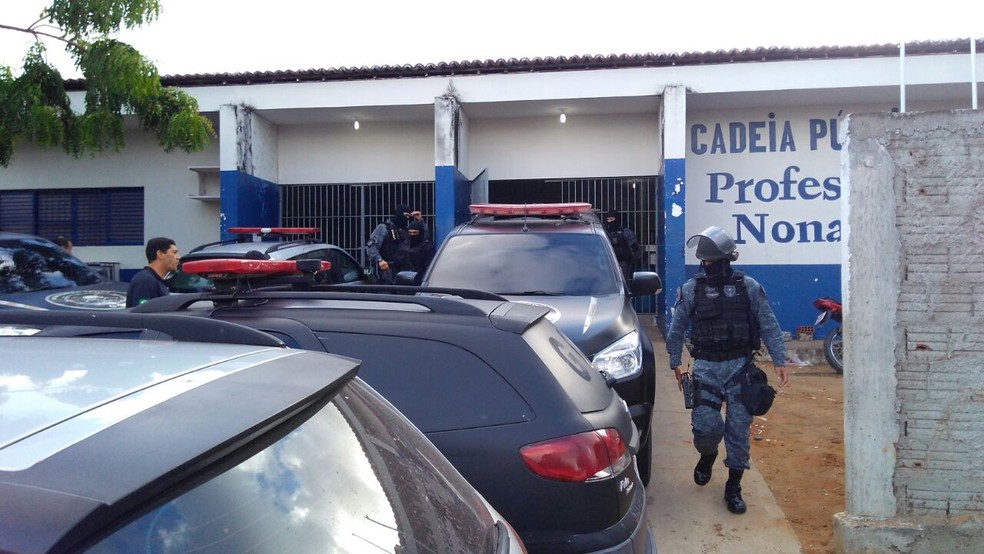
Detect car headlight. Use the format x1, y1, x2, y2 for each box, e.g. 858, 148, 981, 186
592, 330, 642, 380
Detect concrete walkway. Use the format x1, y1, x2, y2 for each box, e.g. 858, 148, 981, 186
643, 323, 803, 553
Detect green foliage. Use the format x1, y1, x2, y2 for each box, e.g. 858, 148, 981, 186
0, 0, 214, 167
47, 0, 161, 38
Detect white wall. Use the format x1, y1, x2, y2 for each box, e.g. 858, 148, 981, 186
467, 113, 661, 180
0, 130, 221, 270
278, 121, 434, 183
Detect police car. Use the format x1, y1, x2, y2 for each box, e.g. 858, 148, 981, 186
0, 232, 127, 311
413, 203, 663, 485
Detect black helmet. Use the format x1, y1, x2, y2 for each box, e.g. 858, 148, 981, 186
686, 226, 739, 261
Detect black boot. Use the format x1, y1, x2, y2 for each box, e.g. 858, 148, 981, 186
693, 452, 717, 486
724, 469, 746, 514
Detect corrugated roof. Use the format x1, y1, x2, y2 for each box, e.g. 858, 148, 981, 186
68, 39, 981, 89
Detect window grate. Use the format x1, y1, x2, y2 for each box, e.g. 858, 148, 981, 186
0, 188, 144, 246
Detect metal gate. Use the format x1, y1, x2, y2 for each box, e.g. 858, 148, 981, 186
280, 181, 435, 266
558, 177, 662, 314
280, 176, 661, 314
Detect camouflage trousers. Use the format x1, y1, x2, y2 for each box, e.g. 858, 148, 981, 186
690, 356, 753, 471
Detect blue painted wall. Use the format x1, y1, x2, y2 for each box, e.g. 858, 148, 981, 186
434, 165, 471, 245
683, 262, 841, 334
661, 158, 686, 333
220, 170, 279, 240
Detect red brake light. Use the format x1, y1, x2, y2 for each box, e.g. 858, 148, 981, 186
469, 202, 592, 216
181, 259, 330, 278
520, 428, 629, 482
226, 227, 320, 235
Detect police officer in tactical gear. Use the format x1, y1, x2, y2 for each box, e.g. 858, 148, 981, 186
666, 225, 789, 514
365, 204, 413, 284
602, 209, 641, 279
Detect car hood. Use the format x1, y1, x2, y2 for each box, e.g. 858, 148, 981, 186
0, 281, 129, 311
502, 294, 638, 358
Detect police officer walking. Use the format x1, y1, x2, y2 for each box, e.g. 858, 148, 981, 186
666, 226, 789, 514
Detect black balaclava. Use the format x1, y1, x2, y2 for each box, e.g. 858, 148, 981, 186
390, 204, 412, 229
603, 209, 620, 231
408, 221, 426, 246
701, 259, 733, 284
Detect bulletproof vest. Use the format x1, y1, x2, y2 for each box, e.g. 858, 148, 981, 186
689, 271, 761, 361
607, 229, 631, 261
378, 221, 408, 262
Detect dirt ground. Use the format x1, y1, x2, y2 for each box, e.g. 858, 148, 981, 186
752, 361, 845, 554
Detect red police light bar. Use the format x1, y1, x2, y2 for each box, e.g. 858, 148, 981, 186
181, 259, 330, 278
469, 202, 593, 216
226, 227, 320, 235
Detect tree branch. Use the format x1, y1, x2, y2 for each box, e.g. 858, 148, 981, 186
0, 22, 76, 48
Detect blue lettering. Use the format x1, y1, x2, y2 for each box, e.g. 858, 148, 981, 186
733, 213, 842, 244
749, 121, 766, 153
796, 220, 825, 242
755, 179, 780, 202
768, 113, 777, 151
779, 122, 796, 151
707, 172, 734, 203
694, 117, 801, 153
799, 177, 822, 200
734, 213, 767, 243
810, 118, 843, 151
711, 124, 727, 154
823, 176, 841, 200
779, 166, 799, 200
691, 124, 707, 154
772, 221, 796, 243
729, 123, 747, 153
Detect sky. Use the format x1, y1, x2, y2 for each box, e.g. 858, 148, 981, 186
0, 0, 978, 77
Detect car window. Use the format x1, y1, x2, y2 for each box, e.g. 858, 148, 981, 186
426, 234, 619, 295
88, 379, 494, 553
316, 333, 533, 432
0, 238, 102, 294
326, 250, 365, 283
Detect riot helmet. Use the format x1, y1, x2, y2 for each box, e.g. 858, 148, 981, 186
686, 226, 739, 261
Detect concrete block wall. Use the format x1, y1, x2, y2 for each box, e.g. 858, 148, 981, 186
835, 110, 984, 552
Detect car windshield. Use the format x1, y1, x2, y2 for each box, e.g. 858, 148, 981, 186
0, 238, 102, 294
426, 233, 619, 295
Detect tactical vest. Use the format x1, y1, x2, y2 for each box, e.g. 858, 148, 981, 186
689, 271, 761, 362
378, 221, 408, 263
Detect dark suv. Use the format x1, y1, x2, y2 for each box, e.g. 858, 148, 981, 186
414, 204, 662, 484
0, 310, 523, 554
134, 261, 656, 554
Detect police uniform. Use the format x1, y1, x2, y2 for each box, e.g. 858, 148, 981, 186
666, 226, 787, 514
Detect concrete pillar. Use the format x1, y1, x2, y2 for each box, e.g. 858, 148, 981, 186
434, 95, 469, 245
660, 85, 687, 332
840, 123, 900, 519
218, 105, 280, 239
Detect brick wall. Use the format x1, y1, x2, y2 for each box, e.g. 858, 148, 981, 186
836, 109, 984, 552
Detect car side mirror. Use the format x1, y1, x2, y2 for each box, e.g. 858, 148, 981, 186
629, 271, 662, 297
394, 270, 419, 286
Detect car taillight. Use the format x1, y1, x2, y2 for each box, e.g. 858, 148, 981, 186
520, 428, 630, 482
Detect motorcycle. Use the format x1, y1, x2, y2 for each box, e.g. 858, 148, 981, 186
812, 297, 843, 374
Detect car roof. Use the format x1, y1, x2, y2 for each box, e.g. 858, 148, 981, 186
184, 239, 334, 259
0, 232, 50, 241
0, 311, 360, 553
452, 216, 602, 236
